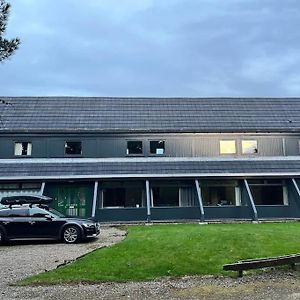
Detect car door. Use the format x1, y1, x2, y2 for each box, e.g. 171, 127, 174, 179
4, 208, 32, 239
28, 208, 65, 238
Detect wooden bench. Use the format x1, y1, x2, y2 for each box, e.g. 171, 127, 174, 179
223, 253, 300, 277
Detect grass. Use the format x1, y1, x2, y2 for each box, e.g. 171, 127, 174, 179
20, 222, 300, 285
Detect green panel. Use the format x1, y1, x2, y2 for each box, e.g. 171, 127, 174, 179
44, 182, 93, 218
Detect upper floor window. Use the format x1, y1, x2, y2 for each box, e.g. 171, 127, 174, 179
242, 140, 258, 154
219, 140, 236, 154
65, 141, 82, 155
150, 140, 165, 155
127, 141, 143, 155
14, 142, 32, 156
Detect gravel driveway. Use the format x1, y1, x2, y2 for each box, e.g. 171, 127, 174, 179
0, 225, 300, 300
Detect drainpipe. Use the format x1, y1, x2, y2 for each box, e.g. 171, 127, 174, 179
243, 179, 258, 221
91, 181, 98, 218
195, 179, 205, 222
145, 180, 151, 222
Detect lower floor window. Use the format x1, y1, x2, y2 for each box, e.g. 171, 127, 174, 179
102, 187, 143, 208
152, 186, 179, 207
248, 180, 287, 205
99, 182, 145, 208
201, 180, 240, 206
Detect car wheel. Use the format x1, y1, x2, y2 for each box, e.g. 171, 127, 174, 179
62, 225, 81, 244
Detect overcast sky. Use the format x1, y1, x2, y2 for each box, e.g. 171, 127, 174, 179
1, 0, 300, 97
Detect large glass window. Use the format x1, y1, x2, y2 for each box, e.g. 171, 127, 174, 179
29, 208, 49, 218
201, 180, 240, 206
126, 141, 143, 155
220, 140, 236, 154
101, 181, 144, 208
242, 140, 258, 154
65, 141, 82, 155
248, 179, 287, 205
15, 142, 32, 156
152, 186, 179, 207
150, 141, 165, 155
6, 208, 29, 217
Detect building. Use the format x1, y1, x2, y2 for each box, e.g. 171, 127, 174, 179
0, 97, 300, 222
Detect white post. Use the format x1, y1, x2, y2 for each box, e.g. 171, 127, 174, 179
146, 180, 151, 222
40, 182, 45, 195
92, 181, 98, 218
243, 179, 258, 221
195, 179, 205, 222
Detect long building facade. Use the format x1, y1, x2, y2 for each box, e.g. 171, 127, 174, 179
0, 97, 300, 222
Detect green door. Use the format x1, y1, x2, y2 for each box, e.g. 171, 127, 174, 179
44, 183, 93, 218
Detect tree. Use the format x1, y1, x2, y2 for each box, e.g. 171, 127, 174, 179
0, 0, 20, 62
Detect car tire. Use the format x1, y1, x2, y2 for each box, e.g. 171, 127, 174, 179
62, 225, 81, 244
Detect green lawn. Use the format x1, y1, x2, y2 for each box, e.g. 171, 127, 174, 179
20, 223, 300, 285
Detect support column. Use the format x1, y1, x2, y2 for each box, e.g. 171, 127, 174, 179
291, 179, 300, 209
291, 178, 300, 196
195, 179, 205, 222
145, 180, 151, 222
243, 179, 258, 221
92, 181, 98, 218
40, 182, 45, 195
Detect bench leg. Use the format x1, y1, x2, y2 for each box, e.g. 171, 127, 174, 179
238, 270, 243, 277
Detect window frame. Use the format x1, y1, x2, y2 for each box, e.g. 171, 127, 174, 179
248, 179, 288, 206
149, 140, 166, 156
219, 140, 236, 155
126, 140, 144, 156
64, 141, 83, 157
241, 140, 258, 155
14, 141, 32, 157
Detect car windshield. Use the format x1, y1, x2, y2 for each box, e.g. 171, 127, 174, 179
48, 207, 66, 218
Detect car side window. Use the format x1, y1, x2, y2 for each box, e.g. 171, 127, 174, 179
0, 210, 10, 217
29, 208, 52, 218
7, 209, 29, 217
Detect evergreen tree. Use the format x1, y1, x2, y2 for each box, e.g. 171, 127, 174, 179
0, 0, 20, 62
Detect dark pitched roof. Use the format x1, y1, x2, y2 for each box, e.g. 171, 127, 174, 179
1, 97, 300, 133
0, 157, 299, 180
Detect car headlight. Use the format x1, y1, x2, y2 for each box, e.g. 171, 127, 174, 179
82, 223, 95, 228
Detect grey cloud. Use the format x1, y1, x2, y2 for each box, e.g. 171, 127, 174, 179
1, 0, 300, 97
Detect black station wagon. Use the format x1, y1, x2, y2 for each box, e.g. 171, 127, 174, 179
0, 195, 100, 244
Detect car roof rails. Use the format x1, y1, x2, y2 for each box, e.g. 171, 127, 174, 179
0, 194, 53, 207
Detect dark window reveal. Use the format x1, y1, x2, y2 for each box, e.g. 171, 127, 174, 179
127, 141, 143, 155
248, 180, 286, 205
152, 187, 179, 207
150, 141, 165, 155
65, 141, 82, 155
